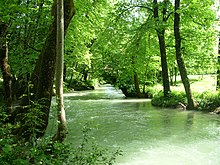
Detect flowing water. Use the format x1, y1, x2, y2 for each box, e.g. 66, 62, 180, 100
50, 85, 220, 165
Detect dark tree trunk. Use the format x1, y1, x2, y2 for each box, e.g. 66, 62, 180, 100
133, 71, 142, 98
63, 63, 67, 82
216, 39, 220, 90
174, 66, 177, 86
153, 0, 170, 97
174, 0, 196, 110
17, 0, 75, 138
170, 67, 173, 86
0, 23, 13, 113
157, 31, 170, 96
0, 43, 12, 112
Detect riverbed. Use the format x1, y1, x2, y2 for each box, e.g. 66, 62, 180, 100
49, 85, 220, 165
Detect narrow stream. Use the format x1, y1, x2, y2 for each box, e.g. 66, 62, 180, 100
50, 85, 220, 165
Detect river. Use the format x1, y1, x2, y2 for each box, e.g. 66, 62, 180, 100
50, 85, 220, 165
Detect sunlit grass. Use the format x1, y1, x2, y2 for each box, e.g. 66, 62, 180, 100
153, 75, 217, 94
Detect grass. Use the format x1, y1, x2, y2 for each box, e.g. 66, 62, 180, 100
153, 74, 217, 94
151, 74, 220, 112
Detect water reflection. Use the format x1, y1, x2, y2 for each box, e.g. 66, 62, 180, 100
184, 112, 195, 131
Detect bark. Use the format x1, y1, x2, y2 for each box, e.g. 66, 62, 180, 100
0, 43, 13, 112
131, 45, 142, 98
18, 0, 75, 138
174, 66, 177, 86
0, 23, 13, 113
216, 39, 220, 90
53, 0, 67, 142
174, 0, 196, 110
153, 0, 170, 97
133, 72, 142, 98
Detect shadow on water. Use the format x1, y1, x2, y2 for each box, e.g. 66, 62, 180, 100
49, 85, 220, 165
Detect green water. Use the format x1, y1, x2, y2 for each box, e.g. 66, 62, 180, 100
50, 85, 220, 165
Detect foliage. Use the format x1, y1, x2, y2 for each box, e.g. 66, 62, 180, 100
71, 124, 123, 165
0, 134, 72, 165
91, 0, 217, 98
144, 87, 158, 98
19, 99, 48, 140
0, 112, 122, 165
180, 0, 217, 74
64, 0, 113, 90
151, 90, 187, 108
151, 89, 220, 112
195, 91, 220, 112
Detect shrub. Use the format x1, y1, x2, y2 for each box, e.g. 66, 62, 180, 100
0, 112, 122, 165
71, 124, 122, 165
195, 91, 220, 111
144, 87, 158, 98
151, 90, 187, 108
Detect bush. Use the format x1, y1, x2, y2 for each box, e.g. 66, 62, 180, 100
151, 90, 220, 112
0, 112, 122, 165
0, 136, 72, 164
71, 125, 122, 165
195, 91, 220, 112
144, 87, 158, 98
151, 91, 187, 108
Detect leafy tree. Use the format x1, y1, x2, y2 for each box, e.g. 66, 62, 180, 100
174, 0, 196, 109
12, 0, 75, 139
153, 0, 171, 97
92, 0, 171, 97
0, 0, 21, 112
64, 0, 112, 90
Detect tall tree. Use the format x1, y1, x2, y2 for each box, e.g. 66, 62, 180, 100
16, 0, 75, 139
153, 0, 170, 97
0, 26, 13, 112
174, 0, 196, 110
53, 0, 67, 142
0, 1, 17, 113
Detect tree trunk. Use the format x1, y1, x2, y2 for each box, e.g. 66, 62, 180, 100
216, 39, 220, 90
174, 0, 196, 110
0, 43, 12, 112
174, 66, 177, 86
133, 71, 142, 98
157, 31, 170, 96
53, 0, 67, 142
0, 23, 13, 113
153, 0, 170, 97
17, 0, 75, 138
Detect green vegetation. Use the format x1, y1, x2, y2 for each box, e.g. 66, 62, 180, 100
151, 75, 220, 112
0, 0, 220, 164
0, 111, 122, 164
152, 90, 187, 108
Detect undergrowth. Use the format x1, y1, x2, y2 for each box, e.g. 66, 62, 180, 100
0, 107, 122, 165
151, 90, 220, 112
151, 90, 186, 108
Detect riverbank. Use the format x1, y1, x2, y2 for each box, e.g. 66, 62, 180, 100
151, 75, 220, 112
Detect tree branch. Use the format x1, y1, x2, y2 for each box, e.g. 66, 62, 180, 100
117, 5, 153, 18
190, 16, 204, 27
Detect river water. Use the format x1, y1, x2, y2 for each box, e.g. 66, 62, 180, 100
51, 85, 220, 165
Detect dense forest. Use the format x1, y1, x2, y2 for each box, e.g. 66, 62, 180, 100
0, 0, 220, 164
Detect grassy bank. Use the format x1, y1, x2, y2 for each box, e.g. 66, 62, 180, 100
151, 75, 220, 112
